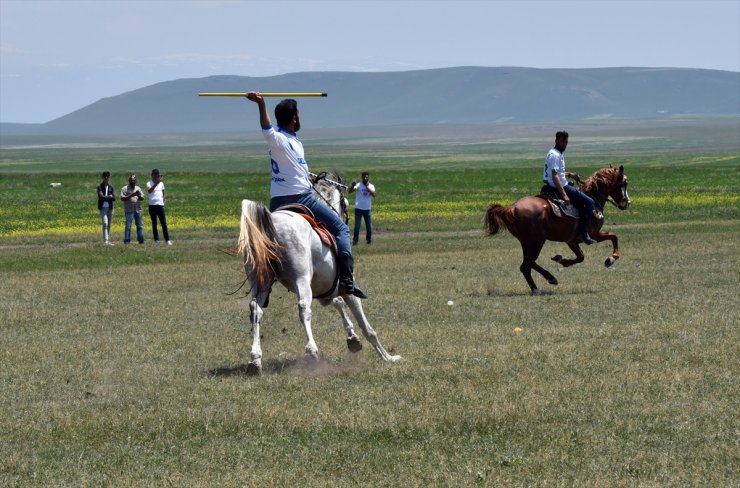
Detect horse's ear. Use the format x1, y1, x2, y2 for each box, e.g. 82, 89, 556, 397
619, 165, 624, 173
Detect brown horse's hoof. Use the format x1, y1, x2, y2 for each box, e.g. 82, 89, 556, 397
347, 336, 363, 353
605, 256, 616, 268
551, 255, 563, 263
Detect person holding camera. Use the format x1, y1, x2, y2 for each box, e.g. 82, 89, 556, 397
121, 174, 145, 244
147, 169, 172, 245
349, 171, 376, 245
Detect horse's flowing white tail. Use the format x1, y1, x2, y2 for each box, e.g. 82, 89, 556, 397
238, 200, 282, 288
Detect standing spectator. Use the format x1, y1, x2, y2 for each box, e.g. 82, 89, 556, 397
120, 174, 145, 244
349, 171, 376, 245
97, 171, 116, 246
147, 169, 171, 245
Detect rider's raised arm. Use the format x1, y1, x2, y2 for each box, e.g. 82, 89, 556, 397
246, 92, 271, 128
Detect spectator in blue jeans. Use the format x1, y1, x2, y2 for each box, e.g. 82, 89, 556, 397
349, 171, 376, 245
147, 169, 171, 245
120, 174, 145, 244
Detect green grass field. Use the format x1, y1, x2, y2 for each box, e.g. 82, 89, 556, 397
1, 121, 738, 486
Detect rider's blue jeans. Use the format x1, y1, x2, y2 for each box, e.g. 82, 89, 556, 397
563, 183, 595, 233
270, 192, 351, 259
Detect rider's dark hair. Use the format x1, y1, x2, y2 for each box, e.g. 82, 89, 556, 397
555, 131, 569, 141
275, 99, 298, 128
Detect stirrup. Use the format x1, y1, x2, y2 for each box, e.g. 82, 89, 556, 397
580, 233, 596, 245
352, 284, 368, 299
340, 282, 368, 299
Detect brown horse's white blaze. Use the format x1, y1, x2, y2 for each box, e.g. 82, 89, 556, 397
485, 165, 630, 293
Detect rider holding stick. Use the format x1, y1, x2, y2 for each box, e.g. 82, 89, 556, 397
544, 131, 597, 245
245, 92, 367, 299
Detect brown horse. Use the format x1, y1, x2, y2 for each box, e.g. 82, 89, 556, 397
484, 165, 631, 293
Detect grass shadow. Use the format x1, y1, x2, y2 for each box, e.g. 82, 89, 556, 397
483, 287, 600, 297
206, 355, 366, 378
206, 357, 298, 377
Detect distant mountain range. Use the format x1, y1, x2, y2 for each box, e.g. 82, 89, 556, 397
2, 67, 738, 135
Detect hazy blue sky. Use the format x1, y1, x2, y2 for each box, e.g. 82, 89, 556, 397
1, 0, 738, 123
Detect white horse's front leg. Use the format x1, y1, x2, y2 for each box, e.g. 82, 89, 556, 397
330, 297, 362, 353
345, 296, 401, 362
297, 295, 319, 358
247, 297, 265, 375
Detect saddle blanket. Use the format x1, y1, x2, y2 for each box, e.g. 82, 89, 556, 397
537, 186, 603, 222
538, 186, 580, 220
277, 204, 338, 255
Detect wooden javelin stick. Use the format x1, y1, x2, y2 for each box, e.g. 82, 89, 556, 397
198, 92, 327, 97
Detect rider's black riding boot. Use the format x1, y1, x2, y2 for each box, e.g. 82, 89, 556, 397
578, 215, 596, 245
338, 253, 367, 299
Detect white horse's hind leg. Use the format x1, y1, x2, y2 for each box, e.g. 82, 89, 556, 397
345, 295, 401, 362
330, 297, 362, 353
247, 295, 266, 375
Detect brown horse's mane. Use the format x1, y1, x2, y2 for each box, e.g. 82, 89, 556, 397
582, 166, 620, 195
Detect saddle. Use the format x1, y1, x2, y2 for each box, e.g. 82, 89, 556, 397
538, 185, 580, 221
537, 186, 605, 224
275, 203, 338, 256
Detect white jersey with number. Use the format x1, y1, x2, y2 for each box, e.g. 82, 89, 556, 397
543, 147, 567, 187
262, 125, 312, 197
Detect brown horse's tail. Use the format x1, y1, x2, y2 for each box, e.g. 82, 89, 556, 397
484, 204, 516, 236
238, 200, 282, 289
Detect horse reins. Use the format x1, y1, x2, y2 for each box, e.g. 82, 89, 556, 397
574, 173, 622, 210
308, 172, 346, 298
310, 172, 347, 216
589, 185, 623, 209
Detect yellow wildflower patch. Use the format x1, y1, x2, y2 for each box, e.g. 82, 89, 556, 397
636, 194, 739, 207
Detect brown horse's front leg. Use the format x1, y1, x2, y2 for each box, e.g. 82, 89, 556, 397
594, 231, 620, 267
551, 242, 585, 267
532, 262, 558, 286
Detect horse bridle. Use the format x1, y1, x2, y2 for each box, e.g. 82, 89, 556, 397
572, 173, 627, 210
310, 171, 348, 191
310, 172, 348, 220
596, 180, 629, 209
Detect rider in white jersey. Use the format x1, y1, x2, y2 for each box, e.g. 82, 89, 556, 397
246, 92, 367, 299
543, 131, 596, 244
262, 124, 312, 197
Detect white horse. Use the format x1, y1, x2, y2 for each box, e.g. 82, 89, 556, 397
237, 173, 401, 375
